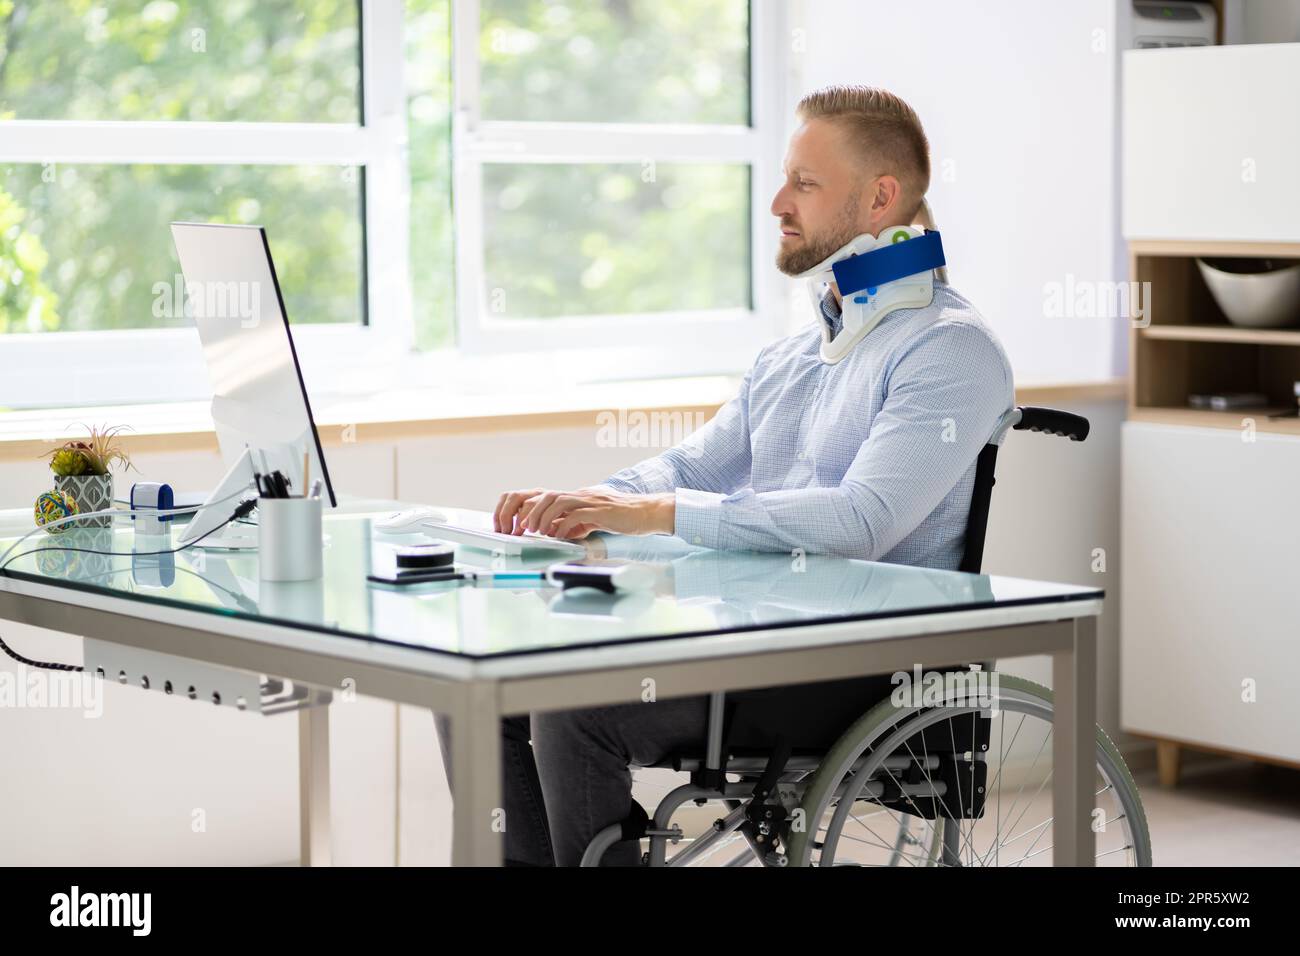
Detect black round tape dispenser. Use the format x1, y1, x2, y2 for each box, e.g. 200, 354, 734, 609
395, 543, 456, 571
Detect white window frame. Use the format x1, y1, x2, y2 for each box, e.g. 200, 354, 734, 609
450, 0, 786, 378
0, 0, 411, 409
0, 0, 788, 408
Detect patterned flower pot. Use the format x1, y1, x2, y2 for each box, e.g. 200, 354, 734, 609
54, 474, 114, 529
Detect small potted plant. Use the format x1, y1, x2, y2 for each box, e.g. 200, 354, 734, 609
41, 424, 137, 528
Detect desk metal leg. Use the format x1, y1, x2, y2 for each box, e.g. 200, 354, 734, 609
299, 704, 332, 867
1052, 615, 1097, 866
450, 681, 504, 866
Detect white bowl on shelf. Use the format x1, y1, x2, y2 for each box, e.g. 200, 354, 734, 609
1196, 257, 1300, 329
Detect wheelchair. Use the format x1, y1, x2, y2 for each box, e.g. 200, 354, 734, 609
580, 406, 1151, 867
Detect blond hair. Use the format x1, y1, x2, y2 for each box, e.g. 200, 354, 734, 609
796, 85, 931, 220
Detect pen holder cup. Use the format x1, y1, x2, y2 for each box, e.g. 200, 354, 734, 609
258, 496, 323, 582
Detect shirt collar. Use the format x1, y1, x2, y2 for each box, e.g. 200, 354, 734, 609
819, 289, 843, 338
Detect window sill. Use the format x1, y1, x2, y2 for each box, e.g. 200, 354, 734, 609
0, 373, 744, 460
0, 377, 1127, 462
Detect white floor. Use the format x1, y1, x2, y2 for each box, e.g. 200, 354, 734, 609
1136, 759, 1300, 867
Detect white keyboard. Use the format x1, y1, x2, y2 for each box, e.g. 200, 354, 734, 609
418, 521, 588, 557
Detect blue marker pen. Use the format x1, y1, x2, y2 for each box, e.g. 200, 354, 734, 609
470, 570, 548, 586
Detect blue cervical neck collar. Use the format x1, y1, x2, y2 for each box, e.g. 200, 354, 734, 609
830, 229, 946, 298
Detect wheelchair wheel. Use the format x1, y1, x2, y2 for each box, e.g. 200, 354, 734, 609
785, 674, 1151, 867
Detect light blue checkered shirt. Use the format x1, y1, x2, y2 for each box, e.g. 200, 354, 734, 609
599, 283, 1014, 570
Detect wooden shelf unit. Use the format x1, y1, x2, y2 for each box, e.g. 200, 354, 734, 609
1129, 240, 1300, 435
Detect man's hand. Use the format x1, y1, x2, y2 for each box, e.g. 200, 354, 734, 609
493, 486, 675, 540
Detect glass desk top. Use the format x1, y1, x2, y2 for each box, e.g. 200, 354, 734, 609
0, 508, 1103, 659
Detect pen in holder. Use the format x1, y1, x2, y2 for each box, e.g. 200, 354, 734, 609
258, 495, 323, 582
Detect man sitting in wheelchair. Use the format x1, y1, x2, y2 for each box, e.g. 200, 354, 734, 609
452, 85, 1017, 866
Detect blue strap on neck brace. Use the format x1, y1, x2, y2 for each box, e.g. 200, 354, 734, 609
830, 230, 946, 297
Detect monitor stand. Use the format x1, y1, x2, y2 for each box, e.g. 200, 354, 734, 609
177, 447, 259, 550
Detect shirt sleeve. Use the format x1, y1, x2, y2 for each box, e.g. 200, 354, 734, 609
596, 364, 755, 496
673, 321, 1012, 560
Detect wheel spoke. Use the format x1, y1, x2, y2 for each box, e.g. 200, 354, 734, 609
999, 815, 1052, 849
1003, 768, 1055, 861
984, 711, 1031, 865
1008, 840, 1135, 867
946, 717, 967, 864
847, 810, 920, 867
994, 708, 1007, 866
982, 726, 1052, 863
830, 828, 936, 866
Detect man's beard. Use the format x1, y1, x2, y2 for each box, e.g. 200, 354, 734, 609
776, 192, 863, 276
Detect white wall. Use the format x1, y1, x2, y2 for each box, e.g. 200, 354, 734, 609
1232, 0, 1300, 44
791, 0, 1126, 384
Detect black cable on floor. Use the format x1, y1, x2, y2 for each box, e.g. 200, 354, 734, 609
0, 631, 82, 672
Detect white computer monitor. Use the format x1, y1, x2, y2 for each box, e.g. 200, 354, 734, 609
170, 222, 337, 548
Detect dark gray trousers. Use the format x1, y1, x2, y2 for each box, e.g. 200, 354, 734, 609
435, 696, 709, 866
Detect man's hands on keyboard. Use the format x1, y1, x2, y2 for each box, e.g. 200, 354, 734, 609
493, 486, 676, 540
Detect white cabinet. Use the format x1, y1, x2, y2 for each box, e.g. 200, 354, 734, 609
1123, 43, 1300, 243
1121, 421, 1300, 771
